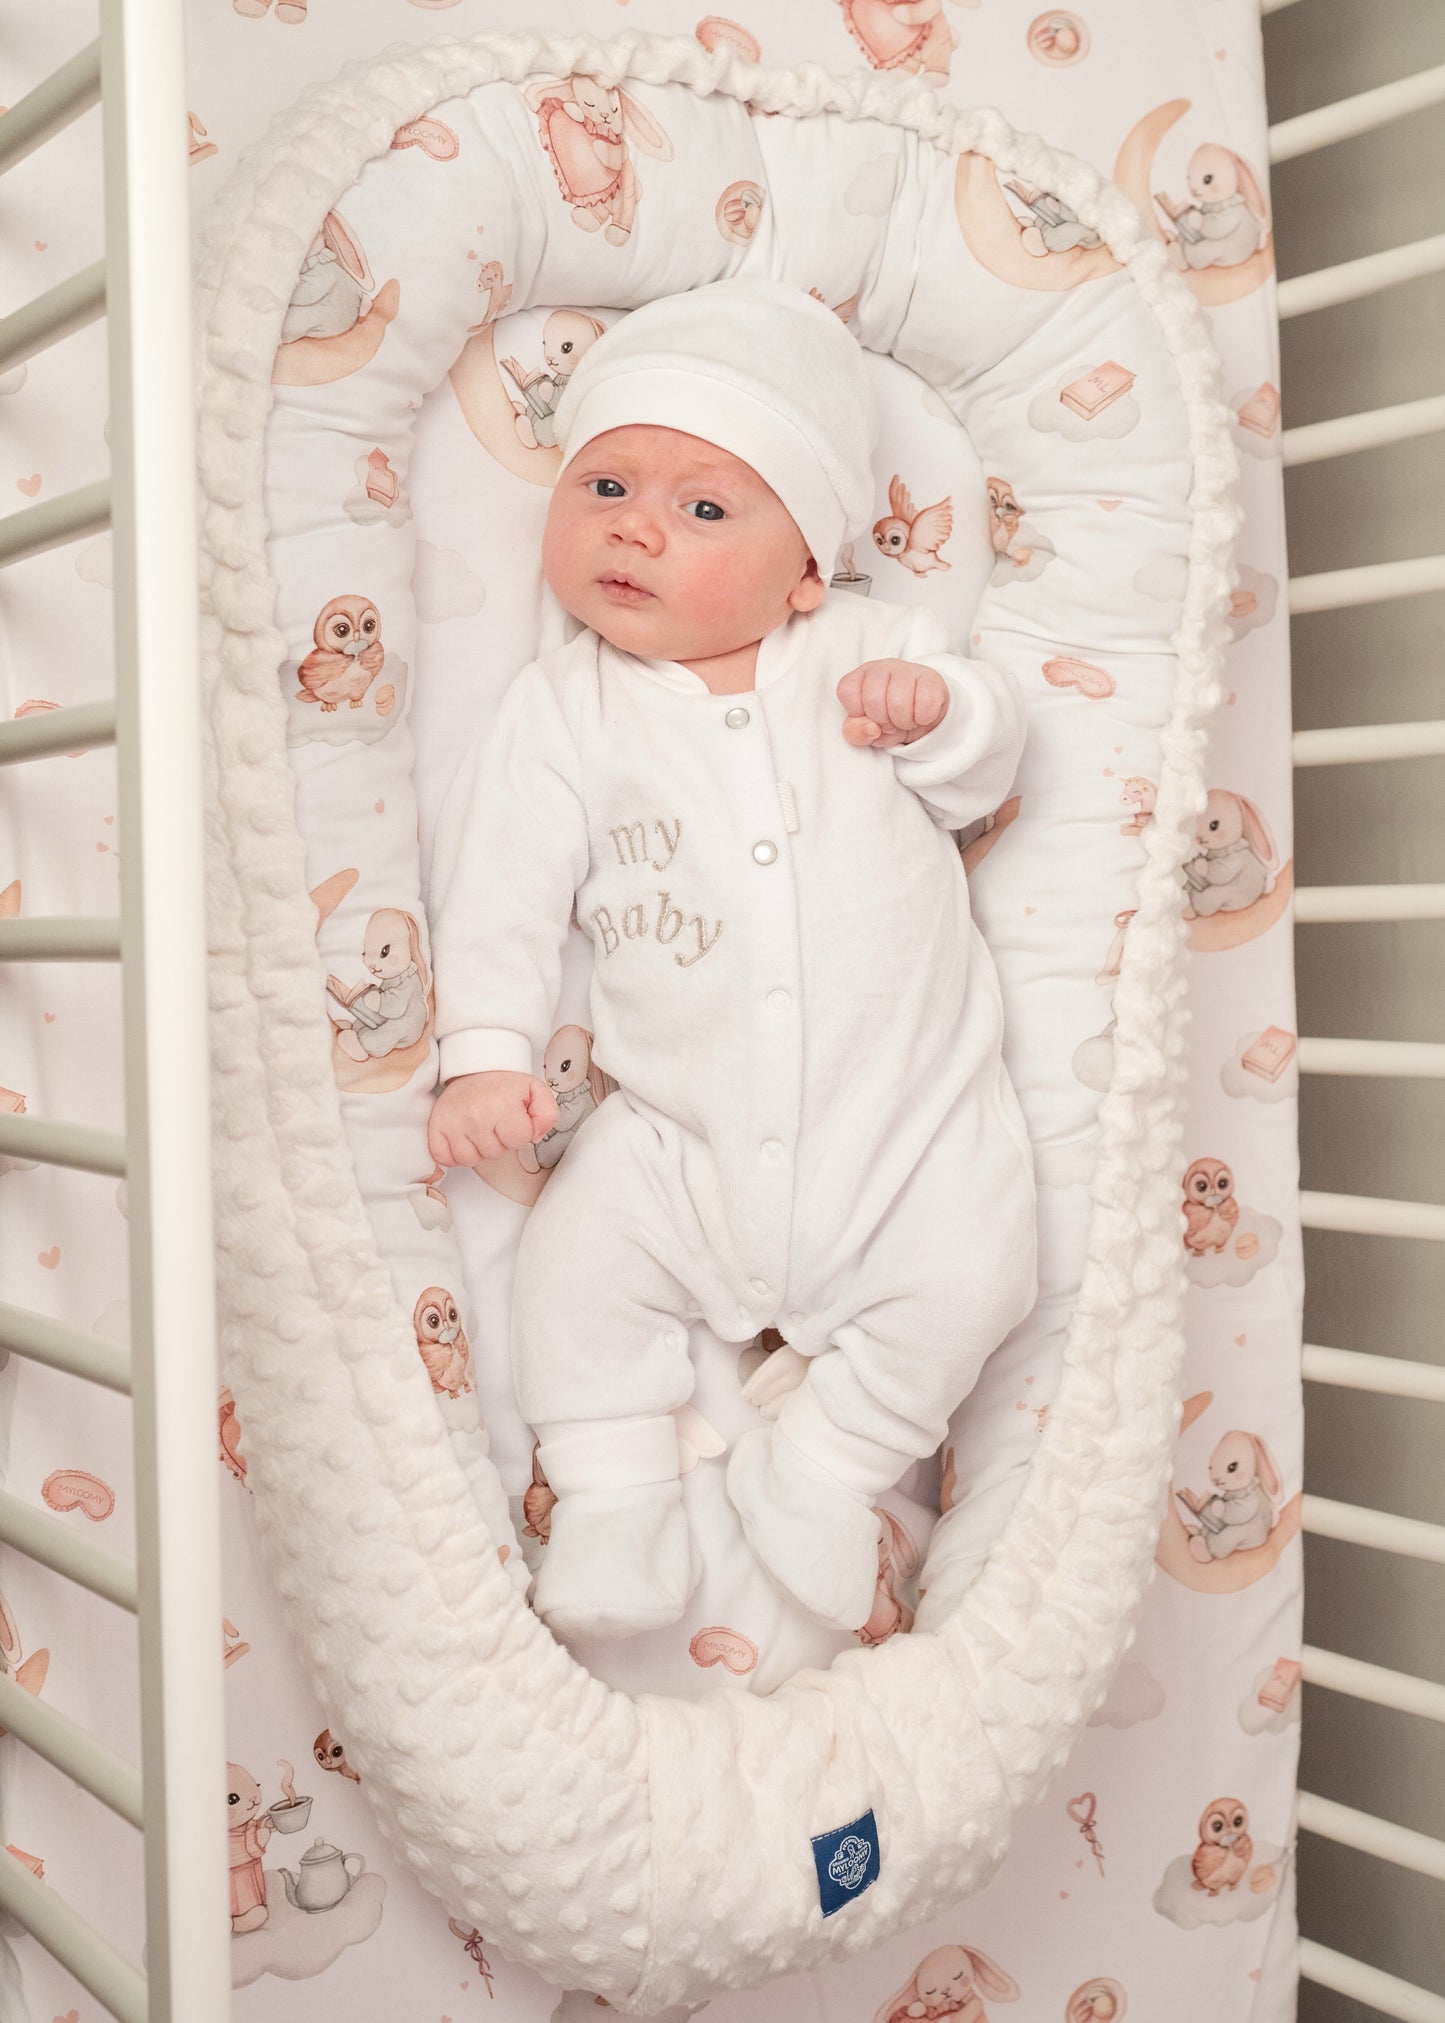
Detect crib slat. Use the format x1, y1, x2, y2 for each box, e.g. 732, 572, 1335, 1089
1301, 1493, 1445, 1564
1278, 232, 1445, 318
1301, 1939, 1445, 2023
1298, 1792, 1445, 1883
0, 260, 107, 376
1302, 1645, 1445, 1726
1282, 394, 1445, 466
1293, 720, 1445, 766
1297, 1038, 1445, 1078
0, 1672, 144, 1829
1303, 1343, 1445, 1404
0, 1488, 137, 1611
0, 917, 122, 961
0, 1854, 147, 2023
1294, 883, 1445, 923
1301, 1190, 1445, 1240
0, 1300, 131, 1392
1289, 554, 1445, 614
0, 698, 117, 764
1269, 61, 1445, 163
0, 39, 102, 177
0, 478, 111, 569
0, 1111, 127, 1178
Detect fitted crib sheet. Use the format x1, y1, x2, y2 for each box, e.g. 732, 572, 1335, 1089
0, 2, 1300, 2020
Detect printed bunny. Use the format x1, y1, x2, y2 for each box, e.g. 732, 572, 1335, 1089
856, 1508, 919, 1645
412, 1285, 474, 1398
328, 908, 430, 1062
226, 1762, 273, 1932
875, 1942, 1020, 2023
836, 0, 958, 79
1118, 777, 1157, 835
295, 595, 385, 712
1156, 145, 1269, 273
1190, 1796, 1254, 1892
1181, 1156, 1239, 1255
501, 310, 607, 450
873, 473, 953, 575
281, 211, 375, 342
1177, 1431, 1282, 1562
1183, 788, 1277, 916
1003, 179, 1103, 256
517, 1024, 614, 1173
523, 75, 674, 246
986, 477, 1033, 567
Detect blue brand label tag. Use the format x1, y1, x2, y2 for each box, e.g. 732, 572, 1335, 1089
811, 1809, 881, 1917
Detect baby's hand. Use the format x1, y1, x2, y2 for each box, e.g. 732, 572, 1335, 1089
427, 1070, 559, 1168
837, 660, 950, 749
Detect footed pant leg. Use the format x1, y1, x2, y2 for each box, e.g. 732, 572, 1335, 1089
728, 1078, 1038, 1630
511, 1097, 706, 1640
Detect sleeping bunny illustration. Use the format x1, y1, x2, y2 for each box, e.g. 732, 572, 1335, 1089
1177, 1431, 1282, 1562
1065, 1981, 1127, 2023
328, 908, 431, 1062
875, 1943, 1020, 2022
1190, 1796, 1254, 1892
281, 210, 376, 342
1181, 1157, 1239, 1255
517, 1024, 614, 1173
523, 75, 674, 246
1182, 789, 1277, 916
1156, 144, 1269, 272
500, 310, 607, 450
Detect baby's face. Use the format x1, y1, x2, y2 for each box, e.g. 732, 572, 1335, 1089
542, 424, 824, 661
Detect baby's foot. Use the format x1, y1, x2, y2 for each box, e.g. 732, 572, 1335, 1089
725, 1424, 882, 1633
530, 1482, 701, 1642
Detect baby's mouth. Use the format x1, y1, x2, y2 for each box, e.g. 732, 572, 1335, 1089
599, 574, 654, 603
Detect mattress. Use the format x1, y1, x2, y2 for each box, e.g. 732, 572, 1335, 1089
0, 1, 1301, 2018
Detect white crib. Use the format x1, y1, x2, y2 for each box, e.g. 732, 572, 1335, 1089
0, 0, 1441, 2017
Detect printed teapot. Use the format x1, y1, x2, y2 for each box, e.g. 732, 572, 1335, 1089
278, 1834, 366, 1913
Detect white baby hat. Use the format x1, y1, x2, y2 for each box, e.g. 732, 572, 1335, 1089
551, 277, 879, 577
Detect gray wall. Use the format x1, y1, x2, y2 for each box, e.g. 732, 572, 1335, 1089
1261, 0, 1445, 2014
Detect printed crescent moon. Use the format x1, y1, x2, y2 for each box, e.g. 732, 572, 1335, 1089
1186, 860, 1294, 952
271, 277, 401, 388
1156, 1391, 1303, 1592
953, 153, 1121, 291
1113, 102, 1275, 307
448, 321, 564, 487
309, 868, 359, 926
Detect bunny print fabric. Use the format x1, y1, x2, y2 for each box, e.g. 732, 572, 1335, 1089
0, 2, 1298, 2020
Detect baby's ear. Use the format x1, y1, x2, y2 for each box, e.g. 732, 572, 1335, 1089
790, 557, 827, 614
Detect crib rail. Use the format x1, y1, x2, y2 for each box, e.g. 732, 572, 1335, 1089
1266, 4, 1445, 2017
0, 4, 229, 2020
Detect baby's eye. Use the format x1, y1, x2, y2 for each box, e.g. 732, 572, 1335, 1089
685, 500, 726, 521
587, 477, 626, 498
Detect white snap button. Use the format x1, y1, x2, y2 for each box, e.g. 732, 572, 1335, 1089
766, 987, 792, 1010
761, 1139, 783, 1160
725, 706, 750, 728
752, 839, 778, 865
749, 1277, 769, 1296
666, 1329, 684, 1351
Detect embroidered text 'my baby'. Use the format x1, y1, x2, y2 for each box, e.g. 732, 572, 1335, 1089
594, 813, 722, 968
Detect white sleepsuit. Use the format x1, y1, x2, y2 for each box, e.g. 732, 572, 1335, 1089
429, 590, 1038, 1636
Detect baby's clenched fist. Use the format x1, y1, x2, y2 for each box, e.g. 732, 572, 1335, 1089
837, 659, 950, 749
428, 1069, 558, 1168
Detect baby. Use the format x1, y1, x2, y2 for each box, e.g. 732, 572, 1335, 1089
427, 278, 1038, 1643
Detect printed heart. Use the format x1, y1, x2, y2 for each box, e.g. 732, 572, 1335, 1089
35, 241, 47, 252
1024, 1375, 1034, 1385
1235, 1333, 1247, 1346
38, 1247, 60, 1270
97, 842, 108, 852
1059, 1890, 1069, 1899
53, 2010, 79, 2023
1215, 47, 1227, 59
44, 1012, 55, 1023
1227, 691, 1237, 705
103, 814, 114, 825
17, 474, 42, 497
1024, 905, 1037, 915
1077, 1859, 1085, 1868
374, 799, 385, 813
1114, 745, 1124, 754
1102, 766, 1114, 776
1097, 499, 1121, 511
